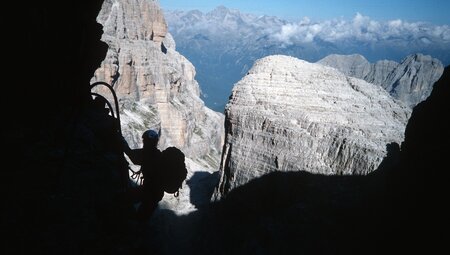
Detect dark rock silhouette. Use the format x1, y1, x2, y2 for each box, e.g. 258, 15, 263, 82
147, 67, 448, 255
385, 65, 450, 253
187, 171, 220, 209
4, 1, 125, 254
4, 0, 448, 254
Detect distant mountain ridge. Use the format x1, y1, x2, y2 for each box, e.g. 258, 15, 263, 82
318, 53, 444, 107
165, 6, 288, 111
165, 6, 450, 111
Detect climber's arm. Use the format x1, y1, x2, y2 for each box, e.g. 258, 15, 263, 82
121, 137, 143, 165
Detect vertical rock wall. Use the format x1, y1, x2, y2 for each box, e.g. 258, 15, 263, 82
91, 0, 224, 212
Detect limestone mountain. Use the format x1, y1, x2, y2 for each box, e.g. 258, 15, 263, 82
91, 0, 224, 213
214, 55, 411, 198
318, 53, 444, 107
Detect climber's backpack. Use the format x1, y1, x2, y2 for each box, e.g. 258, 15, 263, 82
160, 147, 187, 195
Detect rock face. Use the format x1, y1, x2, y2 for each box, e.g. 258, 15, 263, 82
214, 55, 411, 197
99, 0, 167, 42
91, 0, 224, 213
318, 53, 444, 107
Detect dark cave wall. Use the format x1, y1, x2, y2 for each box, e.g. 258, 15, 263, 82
370, 65, 450, 254
5, 0, 109, 199
392, 66, 450, 253
4, 1, 116, 254
8, 0, 107, 128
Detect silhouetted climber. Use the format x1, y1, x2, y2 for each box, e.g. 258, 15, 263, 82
122, 129, 164, 221
122, 129, 188, 221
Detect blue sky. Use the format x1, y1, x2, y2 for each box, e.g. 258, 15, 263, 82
160, 0, 450, 25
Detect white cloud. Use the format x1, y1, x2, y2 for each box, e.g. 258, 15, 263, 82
166, 8, 450, 64
272, 13, 450, 46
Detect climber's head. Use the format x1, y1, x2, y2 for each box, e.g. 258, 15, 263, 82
142, 129, 160, 147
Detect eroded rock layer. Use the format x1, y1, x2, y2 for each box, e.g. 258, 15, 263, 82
215, 55, 411, 198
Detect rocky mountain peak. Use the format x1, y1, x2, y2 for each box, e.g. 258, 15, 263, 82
182, 9, 204, 23
322, 54, 368, 62
211, 5, 229, 13
318, 53, 444, 107
387, 53, 444, 106
215, 55, 411, 198
98, 0, 167, 42
208, 5, 239, 18
410, 53, 433, 62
